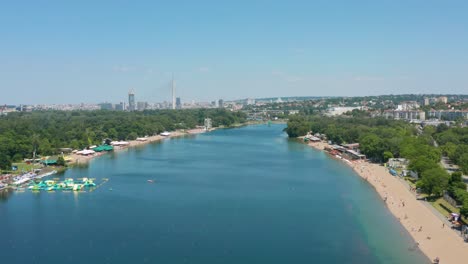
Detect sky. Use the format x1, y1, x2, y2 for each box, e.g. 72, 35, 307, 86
1, 0, 468, 104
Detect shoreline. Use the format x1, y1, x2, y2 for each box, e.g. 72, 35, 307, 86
69, 130, 197, 165
306, 140, 468, 263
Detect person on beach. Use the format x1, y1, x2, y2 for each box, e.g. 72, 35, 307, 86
418, 226, 422, 232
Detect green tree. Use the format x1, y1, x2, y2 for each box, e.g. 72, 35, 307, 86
0, 154, 11, 170
441, 142, 457, 157
450, 171, 463, 184
285, 116, 310, 138
461, 200, 468, 218
383, 151, 394, 162
459, 153, 468, 175
419, 167, 450, 196
56, 156, 66, 167
359, 134, 384, 161
127, 132, 138, 140
408, 157, 438, 175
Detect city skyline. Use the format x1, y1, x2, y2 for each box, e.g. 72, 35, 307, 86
1, 1, 468, 104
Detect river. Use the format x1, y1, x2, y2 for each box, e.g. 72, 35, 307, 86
0, 124, 428, 263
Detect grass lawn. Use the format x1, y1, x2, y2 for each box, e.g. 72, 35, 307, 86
430, 197, 467, 223
12, 162, 42, 174
403, 177, 417, 188
430, 198, 458, 216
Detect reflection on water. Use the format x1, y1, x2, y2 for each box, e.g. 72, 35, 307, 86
0, 189, 13, 202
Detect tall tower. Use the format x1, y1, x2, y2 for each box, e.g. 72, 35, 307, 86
171, 75, 176, 110
128, 89, 135, 111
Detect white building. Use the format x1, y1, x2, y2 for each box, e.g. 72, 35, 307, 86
204, 118, 212, 130
428, 110, 468, 120
383, 110, 425, 121
326, 106, 363, 116
396, 101, 420, 111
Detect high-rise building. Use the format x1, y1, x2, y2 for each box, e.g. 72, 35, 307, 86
438, 96, 448, 104
115, 102, 126, 111
218, 99, 224, 108
128, 89, 136, 111
176, 97, 182, 109
423, 97, 430, 106
99, 102, 113, 110
172, 76, 176, 110
137, 101, 148, 111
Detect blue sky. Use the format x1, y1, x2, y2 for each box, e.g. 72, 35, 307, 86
1, 0, 467, 104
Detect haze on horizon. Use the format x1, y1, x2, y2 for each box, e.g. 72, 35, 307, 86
1, 1, 468, 105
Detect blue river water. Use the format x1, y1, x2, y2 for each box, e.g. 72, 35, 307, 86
0, 124, 428, 263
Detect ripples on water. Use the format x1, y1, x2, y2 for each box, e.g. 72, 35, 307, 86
0, 124, 428, 264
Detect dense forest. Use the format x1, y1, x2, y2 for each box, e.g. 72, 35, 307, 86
0, 109, 246, 167
286, 115, 468, 216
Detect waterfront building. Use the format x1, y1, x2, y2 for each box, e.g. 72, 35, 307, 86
128, 90, 136, 111
204, 118, 212, 130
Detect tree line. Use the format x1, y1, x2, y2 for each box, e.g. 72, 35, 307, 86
286, 115, 468, 216
0, 109, 246, 169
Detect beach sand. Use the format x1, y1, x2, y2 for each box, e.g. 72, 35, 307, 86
308, 141, 468, 264
69, 131, 187, 164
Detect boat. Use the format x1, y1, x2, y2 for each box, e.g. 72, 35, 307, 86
160, 131, 171, 136
147, 180, 154, 183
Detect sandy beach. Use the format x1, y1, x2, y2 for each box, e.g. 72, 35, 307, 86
69, 131, 187, 164
308, 141, 468, 264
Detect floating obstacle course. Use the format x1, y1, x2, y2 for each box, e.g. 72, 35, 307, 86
27, 177, 108, 192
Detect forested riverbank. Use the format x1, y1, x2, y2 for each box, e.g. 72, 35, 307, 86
286, 115, 468, 216
0, 109, 246, 168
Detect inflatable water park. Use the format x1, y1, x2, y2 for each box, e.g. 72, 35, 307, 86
27, 177, 107, 192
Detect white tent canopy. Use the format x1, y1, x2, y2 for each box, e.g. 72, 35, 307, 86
76, 149, 96, 155
111, 141, 130, 146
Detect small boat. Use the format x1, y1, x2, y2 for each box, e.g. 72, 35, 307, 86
147, 180, 154, 183
160, 131, 171, 136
